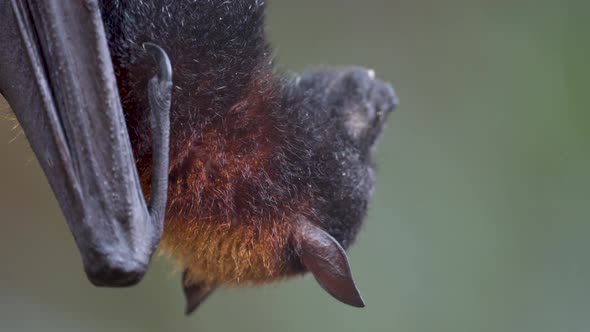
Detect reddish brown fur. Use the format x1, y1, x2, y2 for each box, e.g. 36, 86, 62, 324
137, 67, 309, 285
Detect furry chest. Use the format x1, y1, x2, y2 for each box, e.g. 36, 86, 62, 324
160, 215, 299, 285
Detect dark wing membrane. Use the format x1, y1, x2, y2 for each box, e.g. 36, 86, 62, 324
0, 0, 171, 286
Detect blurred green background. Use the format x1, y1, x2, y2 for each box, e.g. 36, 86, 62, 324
1, 1, 589, 331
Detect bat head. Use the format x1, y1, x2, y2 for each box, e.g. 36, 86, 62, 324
286, 66, 397, 245
295, 67, 396, 151
275, 67, 397, 310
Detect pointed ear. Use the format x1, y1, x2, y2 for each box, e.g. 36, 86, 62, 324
182, 270, 216, 315
296, 222, 365, 308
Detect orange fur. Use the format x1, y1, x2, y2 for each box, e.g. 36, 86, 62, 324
138, 69, 308, 286
161, 214, 296, 285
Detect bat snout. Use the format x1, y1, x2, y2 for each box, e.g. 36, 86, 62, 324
84, 260, 148, 287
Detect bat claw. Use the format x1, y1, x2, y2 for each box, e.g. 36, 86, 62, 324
143, 42, 172, 83
144, 42, 172, 235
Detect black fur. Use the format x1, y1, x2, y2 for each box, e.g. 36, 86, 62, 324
101, 0, 269, 155
100, 0, 396, 250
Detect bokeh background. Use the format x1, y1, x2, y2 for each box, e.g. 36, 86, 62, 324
1, 1, 588, 331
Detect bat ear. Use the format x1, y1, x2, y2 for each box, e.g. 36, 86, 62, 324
296, 222, 365, 308
182, 270, 216, 315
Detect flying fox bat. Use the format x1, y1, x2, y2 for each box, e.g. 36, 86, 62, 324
1, 0, 398, 315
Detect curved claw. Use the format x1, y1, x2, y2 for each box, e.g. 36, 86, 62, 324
143, 42, 172, 82
143, 42, 172, 239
